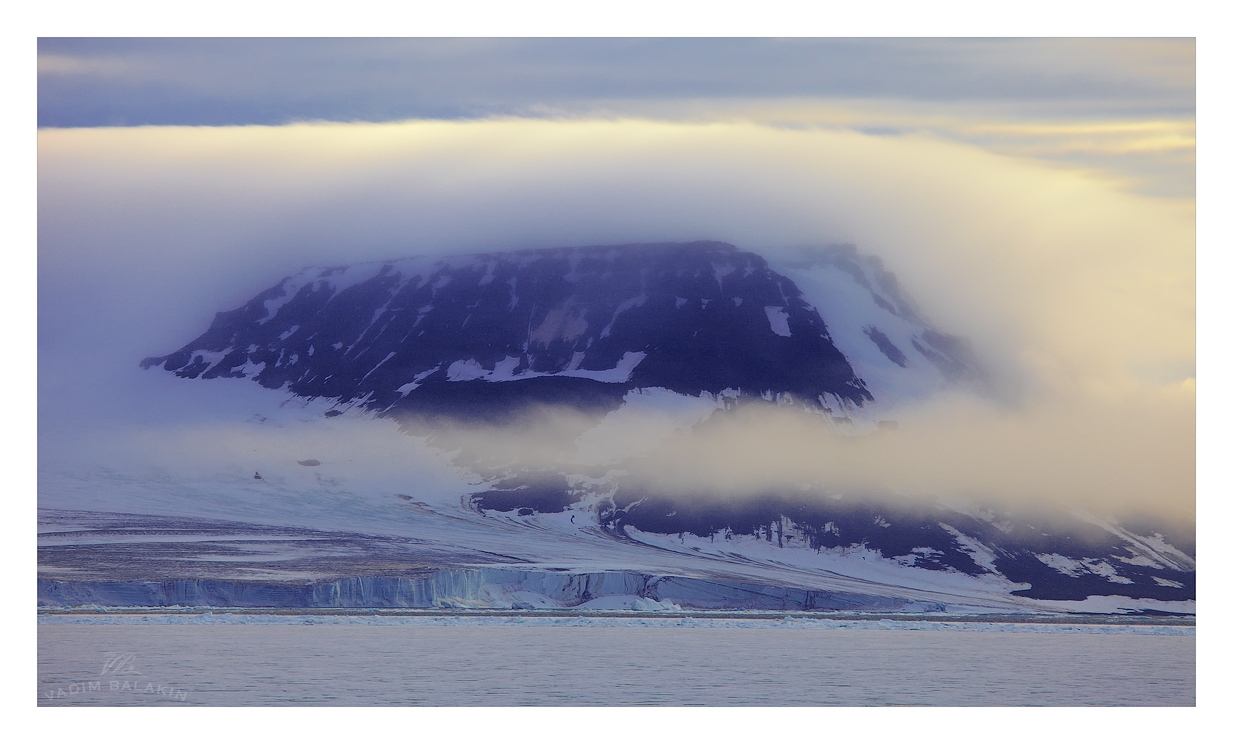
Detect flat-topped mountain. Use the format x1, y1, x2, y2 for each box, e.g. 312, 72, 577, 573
101, 241, 1193, 613
141, 241, 884, 421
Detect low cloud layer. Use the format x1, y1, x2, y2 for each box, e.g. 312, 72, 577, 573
389, 383, 1194, 524
38, 118, 1195, 525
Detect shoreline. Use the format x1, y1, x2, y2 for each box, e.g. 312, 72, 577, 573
37, 607, 1195, 626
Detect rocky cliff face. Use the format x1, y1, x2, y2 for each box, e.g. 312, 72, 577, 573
141, 241, 876, 422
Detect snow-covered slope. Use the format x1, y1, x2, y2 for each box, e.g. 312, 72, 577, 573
40, 242, 1194, 614
773, 244, 983, 412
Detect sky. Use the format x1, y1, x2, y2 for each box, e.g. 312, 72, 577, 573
34, 33, 1202, 543
37, 37, 1197, 197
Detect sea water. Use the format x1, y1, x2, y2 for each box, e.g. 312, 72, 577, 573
37, 616, 1195, 706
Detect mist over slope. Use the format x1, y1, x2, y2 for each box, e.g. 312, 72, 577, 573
37, 240, 1193, 613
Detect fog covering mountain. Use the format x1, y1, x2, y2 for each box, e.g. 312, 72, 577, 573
39, 242, 1195, 613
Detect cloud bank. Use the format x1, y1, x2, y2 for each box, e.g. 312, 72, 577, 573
37, 118, 1194, 523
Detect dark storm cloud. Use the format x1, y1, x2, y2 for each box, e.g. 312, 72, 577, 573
37, 38, 1195, 128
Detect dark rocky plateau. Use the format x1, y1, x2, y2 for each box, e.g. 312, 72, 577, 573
142, 241, 871, 423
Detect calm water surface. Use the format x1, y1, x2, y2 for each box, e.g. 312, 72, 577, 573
38, 624, 1195, 706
